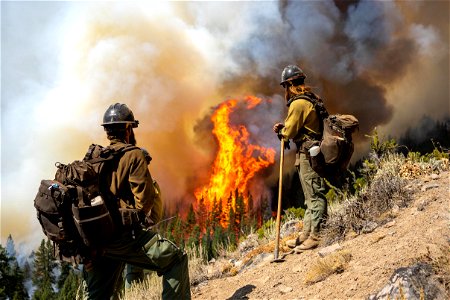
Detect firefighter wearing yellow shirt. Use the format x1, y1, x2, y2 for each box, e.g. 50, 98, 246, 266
273, 65, 327, 251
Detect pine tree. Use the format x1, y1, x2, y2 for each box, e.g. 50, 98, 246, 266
217, 197, 224, 227
196, 196, 207, 232
246, 192, 257, 231
210, 197, 220, 229
57, 269, 82, 300
172, 214, 185, 248
0, 243, 29, 299
201, 226, 213, 261
165, 216, 175, 241
10, 260, 28, 300
234, 191, 246, 237
6, 234, 16, 259
57, 262, 71, 290
212, 225, 224, 256
227, 206, 237, 244
185, 203, 197, 234
188, 225, 201, 249
32, 239, 57, 300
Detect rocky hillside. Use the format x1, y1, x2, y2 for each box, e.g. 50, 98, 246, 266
191, 171, 449, 300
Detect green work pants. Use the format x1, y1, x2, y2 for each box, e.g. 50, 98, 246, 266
83, 228, 191, 299
296, 153, 327, 237
125, 264, 145, 289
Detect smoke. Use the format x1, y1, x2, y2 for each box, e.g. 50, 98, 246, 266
1, 1, 448, 248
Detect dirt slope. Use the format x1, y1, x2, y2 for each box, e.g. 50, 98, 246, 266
192, 171, 449, 300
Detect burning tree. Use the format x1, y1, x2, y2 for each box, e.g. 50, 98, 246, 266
194, 96, 275, 230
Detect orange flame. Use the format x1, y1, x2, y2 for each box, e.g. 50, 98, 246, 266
194, 96, 275, 227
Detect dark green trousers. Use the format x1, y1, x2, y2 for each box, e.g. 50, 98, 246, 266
83, 228, 191, 299
125, 264, 145, 289
296, 153, 327, 237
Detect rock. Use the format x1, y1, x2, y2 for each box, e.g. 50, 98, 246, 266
238, 233, 259, 255
278, 284, 293, 294
281, 219, 301, 237
362, 221, 379, 233
318, 243, 342, 257
421, 183, 439, 192
430, 173, 439, 180
368, 263, 446, 300
384, 220, 396, 228
417, 200, 426, 211
392, 204, 400, 214
241, 252, 272, 271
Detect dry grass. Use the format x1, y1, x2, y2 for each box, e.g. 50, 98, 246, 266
304, 250, 352, 285
323, 153, 413, 245
187, 245, 210, 285
120, 272, 162, 300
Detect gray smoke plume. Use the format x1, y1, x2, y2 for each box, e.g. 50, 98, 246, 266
1, 1, 448, 247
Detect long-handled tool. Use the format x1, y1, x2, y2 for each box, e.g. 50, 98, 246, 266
272, 138, 286, 263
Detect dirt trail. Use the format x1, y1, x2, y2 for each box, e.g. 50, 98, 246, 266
192, 171, 449, 300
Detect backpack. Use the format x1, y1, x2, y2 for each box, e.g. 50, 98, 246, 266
294, 93, 359, 177
34, 144, 137, 262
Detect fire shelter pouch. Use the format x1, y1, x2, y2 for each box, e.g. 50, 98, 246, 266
143, 233, 184, 274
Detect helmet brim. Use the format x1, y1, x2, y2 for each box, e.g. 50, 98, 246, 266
101, 120, 139, 128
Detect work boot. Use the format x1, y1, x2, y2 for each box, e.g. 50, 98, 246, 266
286, 232, 309, 249
296, 236, 319, 251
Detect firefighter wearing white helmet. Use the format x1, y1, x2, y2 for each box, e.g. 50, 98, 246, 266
273, 65, 327, 251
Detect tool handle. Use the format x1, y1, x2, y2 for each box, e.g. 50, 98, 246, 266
274, 139, 284, 259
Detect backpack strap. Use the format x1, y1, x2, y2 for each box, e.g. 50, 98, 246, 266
86, 144, 139, 164
288, 93, 329, 119
287, 93, 329, 140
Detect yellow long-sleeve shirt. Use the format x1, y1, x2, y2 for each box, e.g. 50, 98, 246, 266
281, 98, 321, 144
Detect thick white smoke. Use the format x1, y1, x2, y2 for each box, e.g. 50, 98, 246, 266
1, 1, 448, 250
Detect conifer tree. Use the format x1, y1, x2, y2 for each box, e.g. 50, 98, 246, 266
32, 239, 57, 300
234, 191, 246, 236
10, 260, 28, 300
196, 196, 207, 232
57, 262, 71, 290
210, 197, 220, 229
227, 206, 237, 243
246, 192, 257, 231
217, 197, 224, 227
165, 216, 175, 241
6, 234, 16, 260
0, 243, 28, 299
212, 225, 224, 255
185, 203, 197, 234
57, 269, 82, 300
188, 224, 201, 249
172, 214, 185, 248
201, 226, 213, 261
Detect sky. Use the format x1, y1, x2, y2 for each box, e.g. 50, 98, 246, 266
1, 0, 448, 252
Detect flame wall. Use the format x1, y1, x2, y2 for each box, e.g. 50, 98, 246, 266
1, 1, 448, 247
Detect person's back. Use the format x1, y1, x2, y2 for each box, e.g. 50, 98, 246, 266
83, 103, 191, 299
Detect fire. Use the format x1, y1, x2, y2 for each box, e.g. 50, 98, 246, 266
194, 96, 275, 227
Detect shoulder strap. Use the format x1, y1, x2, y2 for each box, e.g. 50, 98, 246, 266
287, 92, 329, 120
86, 145, 139, 164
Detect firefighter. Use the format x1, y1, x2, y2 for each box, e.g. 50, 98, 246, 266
83, 103, 191, 299
273, 65, 328, 251
124, 148, 163, 290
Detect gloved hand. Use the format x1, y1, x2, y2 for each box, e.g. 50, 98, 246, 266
273, 123, 284, 134
284, 140, 291, 150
